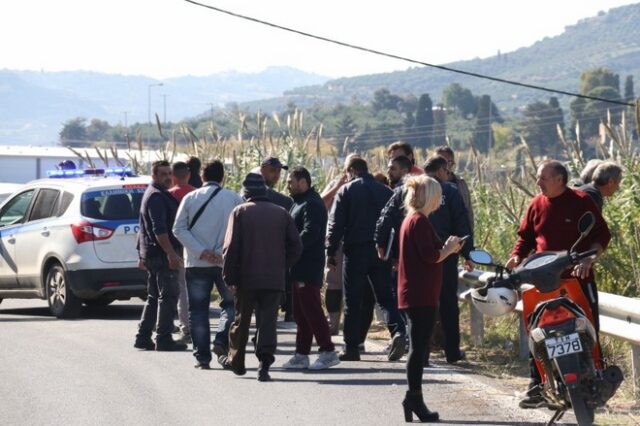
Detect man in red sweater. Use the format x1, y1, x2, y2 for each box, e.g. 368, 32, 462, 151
168, 161, 196, 343
506, 160, 611, 408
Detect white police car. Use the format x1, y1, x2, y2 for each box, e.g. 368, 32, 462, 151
0, 168, 149, 318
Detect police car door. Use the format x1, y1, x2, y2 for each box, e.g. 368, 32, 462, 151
0, 189, 37, 289
15, 188, 61, 289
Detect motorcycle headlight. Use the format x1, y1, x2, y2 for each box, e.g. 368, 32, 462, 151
530, 327, 546, 343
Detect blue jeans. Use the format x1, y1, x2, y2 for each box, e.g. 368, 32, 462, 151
186, 267, 235, 364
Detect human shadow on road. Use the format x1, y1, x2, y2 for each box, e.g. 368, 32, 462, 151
0, 315, 57, 322
421, 366, 479, 376
278, 366, 405, 375
0, 303, 142, 321
436, 421, 544, 426
0, 306, 55, 318
261, 376, 458, 386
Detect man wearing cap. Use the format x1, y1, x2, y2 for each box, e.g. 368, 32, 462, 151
222, 173, 303, 381
260, 156, 293, 211
259, 156, 295, 322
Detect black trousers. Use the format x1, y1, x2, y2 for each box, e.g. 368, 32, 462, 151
439, 255, 462, 362
405, 307, 438, 392
342, 243, 406, 351
136, 255, 179, 343
359, 282, 376, 344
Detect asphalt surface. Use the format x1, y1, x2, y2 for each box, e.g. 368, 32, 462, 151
0, 298, 581, 426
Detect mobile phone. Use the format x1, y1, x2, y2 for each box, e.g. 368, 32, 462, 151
459, 235, 471, 242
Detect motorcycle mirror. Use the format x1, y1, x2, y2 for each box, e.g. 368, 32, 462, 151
469, 250, 493, 265
578, 211, 595, 235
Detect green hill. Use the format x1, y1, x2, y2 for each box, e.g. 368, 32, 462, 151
254, 3, 640, 113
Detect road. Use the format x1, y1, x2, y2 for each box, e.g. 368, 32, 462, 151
0, 299, 582, 426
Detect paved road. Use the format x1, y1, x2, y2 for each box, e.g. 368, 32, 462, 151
0, 299, 580, 425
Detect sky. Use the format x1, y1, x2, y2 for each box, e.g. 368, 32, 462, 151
0, 0, 637, 79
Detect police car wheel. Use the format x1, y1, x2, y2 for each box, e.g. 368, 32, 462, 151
45, 263, 81, 319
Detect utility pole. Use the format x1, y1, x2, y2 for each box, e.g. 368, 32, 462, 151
161, 94, 169, 124
488, 99, 492, 154
122, 111, 128, 128
207, 103, 215, 123
147, 82, 163, 145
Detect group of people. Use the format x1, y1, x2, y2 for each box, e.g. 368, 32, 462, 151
131, 140, 624, 422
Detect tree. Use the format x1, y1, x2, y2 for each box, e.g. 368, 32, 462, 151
414, 94, 433, 148
86, 118, 110, 142
472, 95, 494, 153
520, 98, 565, 156
432, 105, 447, 147
59, 118, 87, 146
372, 88, 403, 113
579, 68, 619, 96
570, 68, 623, 140
624, 75, 635, 102
442, 83, 476, 117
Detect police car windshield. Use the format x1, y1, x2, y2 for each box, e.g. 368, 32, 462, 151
81, 188, 145, 220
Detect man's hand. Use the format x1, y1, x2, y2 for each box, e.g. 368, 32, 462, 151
167, 253, 183, 270
505, 256, 521, 270
572, 258, 594, 279
137, 259, 146, 271
228, 285, 237, 295
463, 258, 474, 272
200, 249, 222, 264
377, 246, 386, 260
392, 258, 399, 272
327, 255, 337, 271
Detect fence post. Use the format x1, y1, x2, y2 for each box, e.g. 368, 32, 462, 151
469, 303, 484, 346
518, 315, 529, 360
632, 344, 640, 399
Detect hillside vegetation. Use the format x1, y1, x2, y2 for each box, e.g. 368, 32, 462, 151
279, 3, 640, 112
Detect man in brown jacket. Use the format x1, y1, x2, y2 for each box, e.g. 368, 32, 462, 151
222, 173, 303, 381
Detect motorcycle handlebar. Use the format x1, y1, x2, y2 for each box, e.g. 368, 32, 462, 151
572, 248, 598, 263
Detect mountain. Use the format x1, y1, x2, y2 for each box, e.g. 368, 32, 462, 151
0, 67, 330, 145
247, 3, 640, 113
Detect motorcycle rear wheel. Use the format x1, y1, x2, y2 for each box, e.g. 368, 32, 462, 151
568, 388, 594, 426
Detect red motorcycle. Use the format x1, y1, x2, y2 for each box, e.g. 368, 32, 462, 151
469, 212, 623, 426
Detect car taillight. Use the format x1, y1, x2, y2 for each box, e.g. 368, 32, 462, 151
71, 221, 114, 243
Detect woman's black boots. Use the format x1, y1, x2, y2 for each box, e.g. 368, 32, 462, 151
402, 390, 439, 423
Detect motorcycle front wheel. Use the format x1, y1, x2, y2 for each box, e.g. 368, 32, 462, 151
568, 387, 595, 425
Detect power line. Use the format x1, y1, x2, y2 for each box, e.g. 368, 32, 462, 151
184, 0, 635, 108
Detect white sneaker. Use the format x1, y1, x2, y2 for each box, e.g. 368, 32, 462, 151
282, 353, 310, 369
309, 351, 340, 370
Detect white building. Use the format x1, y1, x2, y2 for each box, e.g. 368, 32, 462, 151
0, 145, 184, 183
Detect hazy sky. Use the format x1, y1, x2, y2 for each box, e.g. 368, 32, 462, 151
0, 0, 636, 79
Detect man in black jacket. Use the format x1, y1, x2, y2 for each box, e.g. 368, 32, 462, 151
282, 167, 340, 370
424, 156, 474, 364
135, 160, 187, 352
374, 155, 413, 263
326, 157, 407, 362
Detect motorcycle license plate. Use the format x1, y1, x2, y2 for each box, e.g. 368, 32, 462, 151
545, 333, 582, 359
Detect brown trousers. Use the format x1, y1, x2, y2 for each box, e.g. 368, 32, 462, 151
228, 288, 282, 370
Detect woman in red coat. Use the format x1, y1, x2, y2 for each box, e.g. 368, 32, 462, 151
397, 175, 463, 423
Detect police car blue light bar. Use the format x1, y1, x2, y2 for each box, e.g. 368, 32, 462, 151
46, 167, 134, 178
47, 169, 88, 178
105, 167, 133, 176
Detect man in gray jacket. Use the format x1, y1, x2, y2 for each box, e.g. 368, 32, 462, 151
222, 173, 303, 381
173, 160, 243, 369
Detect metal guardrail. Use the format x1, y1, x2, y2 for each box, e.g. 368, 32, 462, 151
456, 268, 640, 399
